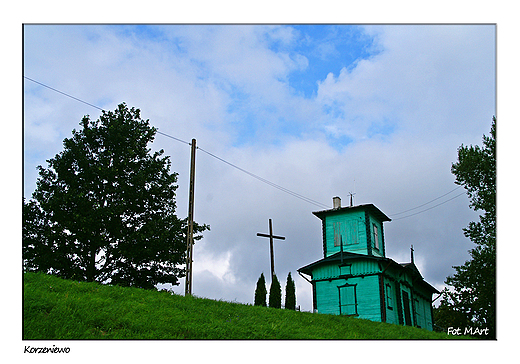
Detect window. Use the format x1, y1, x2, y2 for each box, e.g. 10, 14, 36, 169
333, 222, 342, 247
339, 284, 357, 315
373, 224, 379, 250
385, 283, 393, 309
402, 291, 412, 326
332, 222, 343, 246
339, 264, 352, 276
334, 220, 359, 247
414, 298, 422, 328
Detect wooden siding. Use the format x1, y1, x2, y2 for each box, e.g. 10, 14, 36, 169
315, 280, 341, 315
312, 260, 382, 281
382, 266, 434, 329
305, 204, 436, 331
315, 275, 382, 322
413, 294, 434, 330
323, 210, 366, 257
366, 212, 385, 257
380, 220, 386, 257
310, 261, 436, 330
383, 277, 400, 326
400, 286, 413, 326
323, 211, 366, 257
321, 210, 386, 258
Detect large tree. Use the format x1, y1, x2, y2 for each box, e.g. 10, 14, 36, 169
439, 116, 496, 338
23, 103, 208, 289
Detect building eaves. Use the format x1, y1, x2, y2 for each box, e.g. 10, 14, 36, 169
297, 251, 388, 275
312, 203, 391, 222
297, 252, 439, 294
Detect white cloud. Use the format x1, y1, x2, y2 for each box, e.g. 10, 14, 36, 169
194, 246, 236, 285
23, 24, 495, 312
316, 25, 495, 143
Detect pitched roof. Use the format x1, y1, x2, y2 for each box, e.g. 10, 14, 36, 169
297, 251, 386, 274
297, 251, 439, 294
312, 203, 391, 222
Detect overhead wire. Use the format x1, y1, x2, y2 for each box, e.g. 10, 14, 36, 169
390, 191, 467, 221
24, 75, 466, 218
24, 76, 105, 112
23, 76, 329, 209
155, 130, 192, 146
197, 146, 330, 209
390, 186, 463, 216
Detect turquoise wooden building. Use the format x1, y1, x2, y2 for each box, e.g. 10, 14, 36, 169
298, 197, 439, 331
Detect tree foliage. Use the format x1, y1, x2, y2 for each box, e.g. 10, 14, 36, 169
23, 103, 208, 289
284, 272, 296, 310
433, 300, 470, 332
440, 116, 496, 338
268, 274, 282, 309
254, 273, 267, 307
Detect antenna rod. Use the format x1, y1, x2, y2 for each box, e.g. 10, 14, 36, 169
348, 192, 356, 207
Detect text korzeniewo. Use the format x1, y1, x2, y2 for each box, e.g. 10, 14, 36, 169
24, 345, 70, 354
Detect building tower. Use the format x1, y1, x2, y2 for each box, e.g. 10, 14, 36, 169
298, 197, 439, 330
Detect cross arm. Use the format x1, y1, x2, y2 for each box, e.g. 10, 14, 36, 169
257, 233, 285, 240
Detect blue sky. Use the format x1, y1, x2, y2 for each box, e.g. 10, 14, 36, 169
22, 24, 497, 320
285, 25, 379, 98
72, 24, 384, 149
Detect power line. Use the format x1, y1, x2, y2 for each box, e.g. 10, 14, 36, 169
24, 76, 105, 111
155, 130, 192, 146
197, 146, 330, 209
390, 191, 466, 221
23, 76, 329, 210
390, 186, 462, 216
24, 76, 190, 148
24, 75, 466, 216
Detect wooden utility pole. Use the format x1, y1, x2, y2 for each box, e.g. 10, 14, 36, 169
257, 219, 285, 282
185, 138, 196, 296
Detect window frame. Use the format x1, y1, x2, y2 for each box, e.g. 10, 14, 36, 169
333, 222, 342, 247
338, 283, 358, 316
373, 223, 380, 250
385, 283, 393, 310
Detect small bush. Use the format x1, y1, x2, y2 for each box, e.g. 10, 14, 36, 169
269, 274, 282, 309
254, 273, 267, 307
285, 272, 296, 310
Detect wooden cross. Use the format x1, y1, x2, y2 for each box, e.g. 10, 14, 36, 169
257, 219, 285, 282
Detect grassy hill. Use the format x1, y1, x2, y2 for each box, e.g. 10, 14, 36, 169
24, 272, 461, 340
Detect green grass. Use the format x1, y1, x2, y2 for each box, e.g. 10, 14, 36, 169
24, 272, 463, 340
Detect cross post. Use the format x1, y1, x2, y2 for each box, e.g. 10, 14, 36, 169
257, 219, 285, 282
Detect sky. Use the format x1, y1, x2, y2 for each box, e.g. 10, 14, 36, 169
22, 24, 497, 313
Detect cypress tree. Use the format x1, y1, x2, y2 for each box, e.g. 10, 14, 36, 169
254, 273, 267, 306
269, 274, 282, 309
285, 272, 296, 310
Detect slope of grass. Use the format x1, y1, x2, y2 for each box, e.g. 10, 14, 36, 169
24, 272, 462, 340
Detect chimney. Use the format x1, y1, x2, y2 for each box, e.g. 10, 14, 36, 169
333, 196, 341, 209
